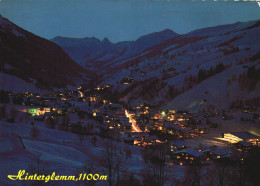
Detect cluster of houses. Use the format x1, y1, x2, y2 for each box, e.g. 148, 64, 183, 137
241, 105, 260, 124
169, 130, 260, 165
6, 87, 260, 166
83, 103, 133, 133
9, 90, 78, 120
121, 107, 209, 145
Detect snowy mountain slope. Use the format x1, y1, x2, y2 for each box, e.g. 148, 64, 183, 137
95, 20, 260, 111
184, 20, 259, 37
164, 62, 260, 112
0, 72, 43, 93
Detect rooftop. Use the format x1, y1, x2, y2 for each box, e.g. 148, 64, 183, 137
171, 140, 187, 147
174, 148, 202, 157
230, 132, 260, 140
237, 141, 253, 147
210, 148, 230, 156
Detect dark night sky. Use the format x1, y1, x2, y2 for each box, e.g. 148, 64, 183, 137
0, 0, 259, 42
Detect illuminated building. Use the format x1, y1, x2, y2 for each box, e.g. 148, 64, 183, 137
223, 132, 260, 145
27, 107, 51, 116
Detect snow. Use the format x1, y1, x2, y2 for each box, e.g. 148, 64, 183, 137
165, 63, 260, 112
185, 20, 258, 37
162, 44, 178, 52
0, 110, 152, 185
0, 72, 43, 93
1, 19, 260, 185
100, 21, 260, 108
0, 136, 14, 152
23, 139, 88, 168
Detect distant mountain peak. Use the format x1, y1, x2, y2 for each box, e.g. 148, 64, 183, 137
135, 28, 179, 42
102, 37, 112, 44
161, 28, 177, 34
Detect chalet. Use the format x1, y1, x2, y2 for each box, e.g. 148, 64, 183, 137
103, 121, 120, 130
154, 121, 164, 131
140, 71, 147, 76
179, 128, 196, 138
120, 77, 134, 84
133, 137, 142, 145
122, 134, 135, 144
27, 107, 51, 116
122, 133, 143, 145
144, 135, 158, 146
119, 118, 132, 131
150, 113, 162, 120
235, 141, 253, 151
209, 148, 231, 160
27, 107, 38, 116
164, 122, 183, 135
103, 84, 112, 89
170, 140, 187, 152
223, 131, 260, 145
108, 103, 123, 111
105, 112, 118, 121
42, 96, 57, 102
194, 125, 208, 134
168, 110, 176, 114
177, 120, 187, 127
173, 148, 203, 164
92, 109, 101, 117
102, 115, 111, 123
88, 95, 100, 102
128, 132, 149, 138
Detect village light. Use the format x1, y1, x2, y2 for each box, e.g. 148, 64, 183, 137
161, 111, 166, 117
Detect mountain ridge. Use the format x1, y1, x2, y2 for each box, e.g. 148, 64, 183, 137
0, 15, 88, 90
51, 28, 179, 70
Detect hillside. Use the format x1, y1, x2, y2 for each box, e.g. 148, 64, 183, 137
0, 15, 88, 90
61, 20, 260, 112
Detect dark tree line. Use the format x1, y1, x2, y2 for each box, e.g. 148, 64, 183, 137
238, 66, 260, 92
198, 63, 227, 83
0, 89, 10, 103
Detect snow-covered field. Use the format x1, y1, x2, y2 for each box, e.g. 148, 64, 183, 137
0, 106, 186, 185
0, 72, 41, 93
2, 108, 258, 185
